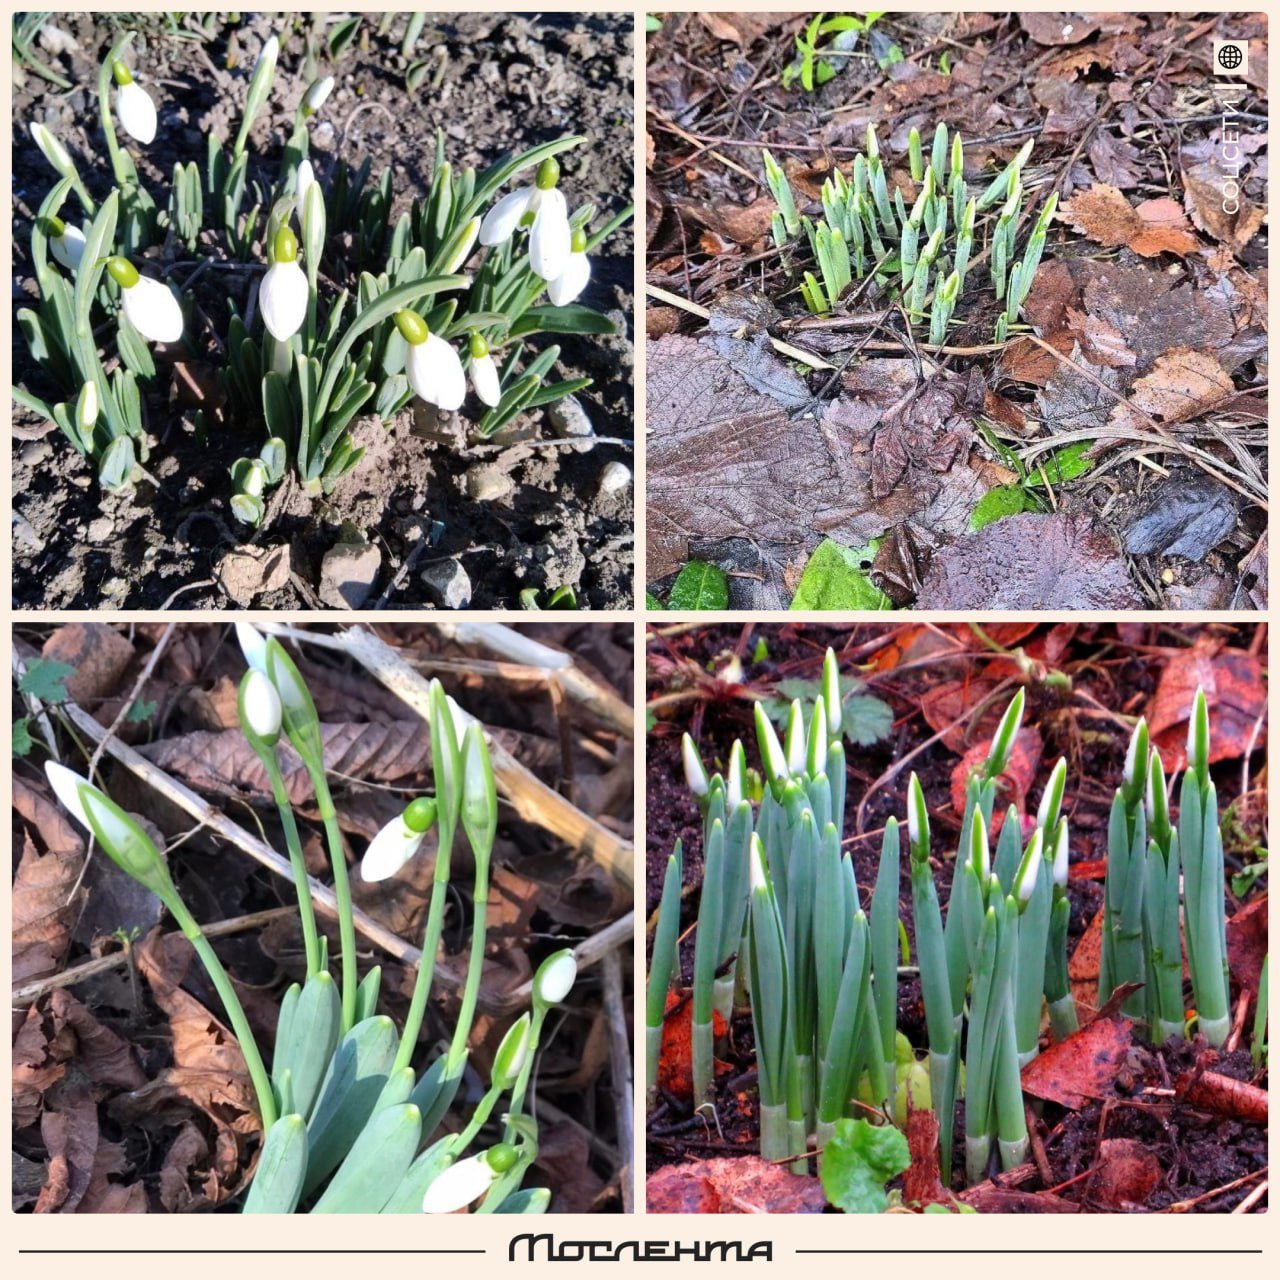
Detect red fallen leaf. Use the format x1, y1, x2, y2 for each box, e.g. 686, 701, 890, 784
1068, 859, 1108, 882
647, 1156, 828, 1214
1066, 908, 1105, 1020
1176, 1069, 1268, 1125
1146, 644, 1267, 770
919, 678, 1006, 752
901, 1108, 947, 1208
1089, 1138, 1163, 1209
657, 989, 728, 1102
949, 726, 1044, 835
1021, 1014, 1133, 1109
1226, 894, 1267, 1013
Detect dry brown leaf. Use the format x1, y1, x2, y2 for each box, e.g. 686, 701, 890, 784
1108, 347, 1235, 431
1182, 162, 1265, 252
41, 623, 135, 706
12, 777, 83, 985
1060, 183, 1200, 257
648, 1156, 828, 1214
35, 1079, 98, 1213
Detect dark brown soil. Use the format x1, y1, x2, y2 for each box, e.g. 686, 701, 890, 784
13, 12, 635, 609
645, 621, 1268, 1212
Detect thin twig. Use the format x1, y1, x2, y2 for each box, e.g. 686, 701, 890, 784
601, 950, 634, 1212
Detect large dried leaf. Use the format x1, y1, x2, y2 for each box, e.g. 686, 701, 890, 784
35, 1079, 98, 1213
1123, 475, 1238, 561
12, 776, 84, 985
1021, 1014, 1134, 1109
41, 623, 136, 707
1182, 161, 1265, 252
647, 1156, 828, 1213
1060, 183, 1200, 257
916, 512, 1139, 609
1108, 348, 1236, 431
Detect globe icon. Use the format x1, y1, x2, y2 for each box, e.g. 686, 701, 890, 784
1218, 44, 1244, 70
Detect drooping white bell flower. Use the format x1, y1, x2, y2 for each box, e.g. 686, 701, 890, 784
107, 257, 182, 344
395, 310, 466, 411
421, 1153, 495, 1214
302, 75, 334, 116
468, 333, 501, 407
545, 226, 590, 305
113, 61, 157, 144
360, 797, 438, 882
46, 215, 86, 270
259, 225, 308, 341
478, 156, 572, 282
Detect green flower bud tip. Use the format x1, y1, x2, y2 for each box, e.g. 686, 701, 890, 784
486, 1143, 519, 1174
43, 214, 67, 238
534, 156, 560, 191
469, 332, 489, 359
272, 225, 299, 264
106, 256, 141, 289
112, 60, 134, 86
570, 226, 588, 254
403, 796, 438, 833
394, 308, 428, 345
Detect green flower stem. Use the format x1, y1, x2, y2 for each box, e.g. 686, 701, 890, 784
96, 36, 140, 192
256, 748, 322, 977
167, 894, 278, 1129
444, 830, 493, 1080
448, 1079, 506, 1154
303, 764, 358, 1033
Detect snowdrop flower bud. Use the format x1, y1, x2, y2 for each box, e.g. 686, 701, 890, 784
491, 1013, 532, 1088
546, 225, 590, 304
1051, 818, 1069, 890
45, 215, 86, 270
1123, 717, 1148, 789
75, 382, 98, 437
822, 648, 842, 739
1014, 830, 1042, 904
907, 772, 930, 859
107, 257, 183, 344
295, 158, 316, 209
360, 796, 438, 882
442, 216, 480, 272
44, 762, 172, 897
235, 621, 269, 674
1187, 687, 1210, 782
533, 949, 577, 1007
395, 309, 465, 411
113, 61, 157, 144
29, 121, 75, 177
468, 333, 501, 407
260, 225, 307, 341
239, 669, 282, 743
302, 75, 334, 116
242, 459, 267, 498
726, 740, 747, 812
681, 733, 709, 797
749, 833, 768, 893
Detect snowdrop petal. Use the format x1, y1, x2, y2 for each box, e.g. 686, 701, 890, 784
44, 762, 92, 829
528, 188, 571, 281
407, 333, 467, 411
236, 622, 269, 674
117, 79, 157, 144
421, 1154, 493, 1214
121, 276, 183, 344
546, 250, 590, 305
259, 259, 308, 341
470, 352, 501, 407
478, 187, 533, 246
296, 159, 316, 209
533, 949, 577, 1005
360, 817, 427, 883
50, 225, 87, 270
241, 669, 282, 740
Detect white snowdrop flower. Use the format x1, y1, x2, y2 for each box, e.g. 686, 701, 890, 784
255, 34, 279, 76
241, 669, 282, 741
1052, 819, 1070, 889
47, 216, 86, 270
235, 621, 269, 674
259, 226, 308, 341
113, 61, 157, 144
1123, 717, 1147, 787
107, 258, 182, 344
359, 798, 437, 882
1014, 831, 1042, 904
75, 382, 98, 436
478, 157, 572, 282
421, 1154, 494, 1214
395, 310, 466, 411
681, 733, 709, 797
533, 949, 578, 1006
546, 227, 591, 305
468, 333, 501, 407
303, 75, 334, 116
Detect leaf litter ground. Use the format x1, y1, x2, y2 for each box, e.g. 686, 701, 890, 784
13, 621, 634, 1213
646, 13, 1266, 610
645, 621, 1268, 1212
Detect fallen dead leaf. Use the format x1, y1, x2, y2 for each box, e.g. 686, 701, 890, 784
1021, 1014, 1134, 1109
41, 622, 135, 708
1060, 183, 1200, 258
950, 727, 1044, 833
1225, 895, 1267, 1014
647, 1155, 828, 1214
1108, 348, 1236, 431
1176, 1068, 1268, 1125
1089, 1138, 1163, 1209
1182, 162, 1265, 253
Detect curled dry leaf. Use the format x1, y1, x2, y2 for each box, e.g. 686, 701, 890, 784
1021, 1014, 1134, 1110
41, 622, 136, 707
1108, 347, 1236, 432
1182, 162, 1265, 252
1059, 183, 1200, 258
1088, 1138, 1163, 1209
949, 727, 1044, 833
647, 1156, 828, 1214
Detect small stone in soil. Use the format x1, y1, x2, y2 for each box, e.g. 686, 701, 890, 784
87, 517, 114, 542
546, 394, 595, 449
421, 557, 472, 609
465, 463, 514, 502
596, 460, 632, 498
20, 441, 51, 467
318, 537, 382, 609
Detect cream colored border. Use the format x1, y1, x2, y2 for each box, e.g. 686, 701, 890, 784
2, 0, 1275, 1275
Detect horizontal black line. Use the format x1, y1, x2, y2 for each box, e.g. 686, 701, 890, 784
797, 1251, 1263, 1256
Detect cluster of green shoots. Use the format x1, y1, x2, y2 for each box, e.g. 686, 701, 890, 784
762, 124, 1056, 344
18, 27, 631, 520
648, 653, 1240, 1189
45, 624, 577, 1214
